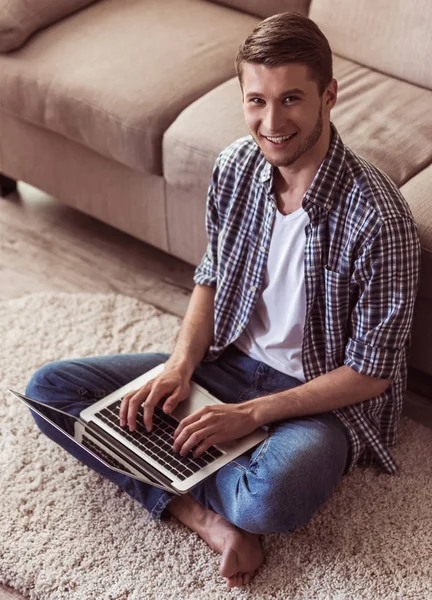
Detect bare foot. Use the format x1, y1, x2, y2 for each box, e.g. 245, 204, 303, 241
168, 493, 264, 588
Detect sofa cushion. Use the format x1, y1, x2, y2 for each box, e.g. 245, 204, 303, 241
0, 110, 169, 254
0, 0, 259, 175
164, 79, 247, 194
0, 0, 98, 53
209, 0, 311, 18
163, 55, 432, 191
310, 0, 432, 90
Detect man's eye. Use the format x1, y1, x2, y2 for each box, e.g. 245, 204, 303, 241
285, 96, 298, 103
250, 98, 264, 104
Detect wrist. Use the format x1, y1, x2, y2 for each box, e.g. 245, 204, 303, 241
242, 399, 266, 429
244, 393, 294, 428
164, 355, 196, 380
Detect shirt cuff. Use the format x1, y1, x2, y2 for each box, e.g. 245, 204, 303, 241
344, 338, 403, 380
193, 269, 216, 288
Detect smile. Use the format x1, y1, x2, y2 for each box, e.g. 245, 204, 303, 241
263, 133, 297, 145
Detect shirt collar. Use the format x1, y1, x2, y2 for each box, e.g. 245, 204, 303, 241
257, 122, 346, 212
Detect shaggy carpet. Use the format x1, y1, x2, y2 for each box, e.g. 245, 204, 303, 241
0, 293, 431, 600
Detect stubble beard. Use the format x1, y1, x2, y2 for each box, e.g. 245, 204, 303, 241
260, 105, 324, 168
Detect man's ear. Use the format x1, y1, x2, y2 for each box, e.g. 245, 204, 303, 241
325, 78, 338, 111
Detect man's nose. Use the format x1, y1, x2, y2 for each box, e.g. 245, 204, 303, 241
263, 104, 284, 134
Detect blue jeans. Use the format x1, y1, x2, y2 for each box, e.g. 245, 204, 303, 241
26, 345, 350, 534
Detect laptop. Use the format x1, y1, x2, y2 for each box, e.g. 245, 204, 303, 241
8, 362, 268, 495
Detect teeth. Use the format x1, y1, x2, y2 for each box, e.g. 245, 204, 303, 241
265, 134, 295, 143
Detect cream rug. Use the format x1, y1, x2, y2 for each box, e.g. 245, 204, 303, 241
0, 293, 431, 600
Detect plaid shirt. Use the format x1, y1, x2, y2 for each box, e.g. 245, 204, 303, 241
194, 123, 421, 474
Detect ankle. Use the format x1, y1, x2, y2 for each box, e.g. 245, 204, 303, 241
168, 494, 206, 527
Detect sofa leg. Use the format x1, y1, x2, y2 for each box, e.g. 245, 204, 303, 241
0, 173, 18, 197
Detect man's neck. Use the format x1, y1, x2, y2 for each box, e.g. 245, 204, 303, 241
276, 124, 332, 197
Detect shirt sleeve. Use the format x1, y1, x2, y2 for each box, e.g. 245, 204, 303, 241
344, 216, 421, 380
193, 156, 220, 288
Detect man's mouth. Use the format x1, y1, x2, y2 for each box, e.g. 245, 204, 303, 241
262, 133, 297, 146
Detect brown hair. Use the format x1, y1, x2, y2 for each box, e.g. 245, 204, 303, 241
235, 12, 333, 96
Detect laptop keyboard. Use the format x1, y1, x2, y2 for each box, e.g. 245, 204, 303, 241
94, 399, 224, 481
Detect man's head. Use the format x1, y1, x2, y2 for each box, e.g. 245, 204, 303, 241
235, 12, 337, 170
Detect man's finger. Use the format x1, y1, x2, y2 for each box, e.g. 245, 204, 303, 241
142, 387, 168, 432
119, 392, 135, 426
126, 386, 151, 431
162, 391, 183, 415
142, 399, 155, 433
192, 434, 217, 459
173, 407, 207, 440
173, 421, 211, 456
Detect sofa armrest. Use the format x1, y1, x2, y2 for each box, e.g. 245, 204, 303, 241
0, 0, 99, 52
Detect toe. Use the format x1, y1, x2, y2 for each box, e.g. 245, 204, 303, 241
226, 574, 241, 589
220, 548, 238, 579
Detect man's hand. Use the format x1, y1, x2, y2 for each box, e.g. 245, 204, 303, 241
173, 403, 257, 458
119, 364, 191, 432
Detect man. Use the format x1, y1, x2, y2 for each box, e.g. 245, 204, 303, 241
26, 12, 421, 589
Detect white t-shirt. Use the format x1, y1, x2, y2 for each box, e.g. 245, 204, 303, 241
234, 206, 309, 382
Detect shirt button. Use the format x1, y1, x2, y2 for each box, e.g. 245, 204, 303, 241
260, 245, 267, 252
249, 285, 257, 293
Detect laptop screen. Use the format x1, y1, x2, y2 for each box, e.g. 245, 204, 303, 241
8, 389, 175, 492
9, 390, 86, 430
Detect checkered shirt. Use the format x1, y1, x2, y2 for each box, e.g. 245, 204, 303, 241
193, 123, 422, 474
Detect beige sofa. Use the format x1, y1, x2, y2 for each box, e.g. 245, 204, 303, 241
0, 0, 431, 392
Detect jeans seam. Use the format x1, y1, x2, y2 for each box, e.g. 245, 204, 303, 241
77, 386, 107, 399
249, 436, 270, 474
237, 388, 252, 403
230, 434, 271, 476
151, 491, 175, 520
252, 363, 265, 389
230, 460, 248, 472
236, 364, 263, 402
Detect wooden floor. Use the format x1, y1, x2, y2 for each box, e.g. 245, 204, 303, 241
0, 589, 24, 600
0, 182, 195, 317
1, 182, 431, 600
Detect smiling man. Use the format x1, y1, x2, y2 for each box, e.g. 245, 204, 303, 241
243, 62, 331, 218
26, 12, 421, 590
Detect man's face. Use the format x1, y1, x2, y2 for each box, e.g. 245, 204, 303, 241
241, 62, 336, 169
